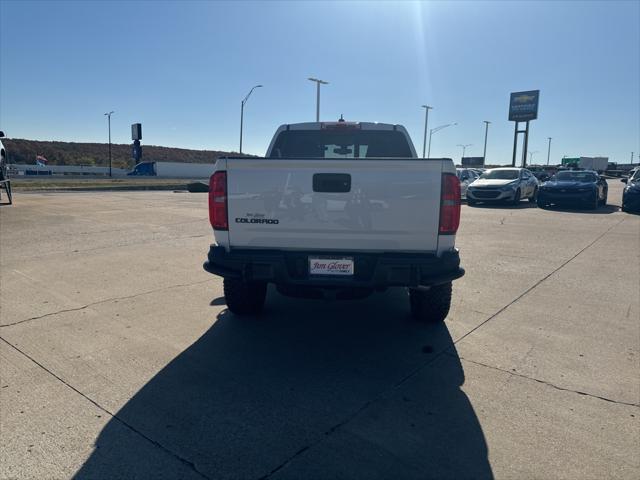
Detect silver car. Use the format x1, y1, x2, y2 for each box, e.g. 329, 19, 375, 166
467, 167, 539, 206
456, 168, 480, 199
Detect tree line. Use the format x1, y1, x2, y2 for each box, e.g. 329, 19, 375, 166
2, 139, 249, 169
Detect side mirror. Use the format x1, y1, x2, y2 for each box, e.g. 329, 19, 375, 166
621, 178, 628, 183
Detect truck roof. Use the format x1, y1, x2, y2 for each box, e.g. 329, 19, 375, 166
280, 121, 402, 131
265, 121, 417, 158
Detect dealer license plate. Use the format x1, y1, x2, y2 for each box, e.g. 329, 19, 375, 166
309, 257, 354, 276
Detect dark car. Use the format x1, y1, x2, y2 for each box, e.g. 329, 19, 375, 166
622, 168, 640, 213
537, 170, 607, 210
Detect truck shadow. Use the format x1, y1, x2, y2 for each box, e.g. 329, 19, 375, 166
538, 204, 619, 214
74, 288, 493, 480
466, 201, 537, 209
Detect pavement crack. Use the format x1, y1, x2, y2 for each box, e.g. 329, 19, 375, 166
1, 279, 213, 328
0, 335, 212, 480
449, 352, 640, 407
451, 217, 627, 348
258, 342, 456, 479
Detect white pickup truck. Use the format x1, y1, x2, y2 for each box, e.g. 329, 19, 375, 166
204, 120, 464, 322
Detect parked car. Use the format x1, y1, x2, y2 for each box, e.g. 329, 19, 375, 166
622, 168, 640, 213
203, 120, 464, 323
531, 170, 551, 182
466, 167, 538, 206
456, 168, 479, 199
537, 170, 607, 210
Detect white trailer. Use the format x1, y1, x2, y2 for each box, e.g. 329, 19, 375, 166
578, 157, 608, 172
128, 161, 217, 178
154, 162, 217, 178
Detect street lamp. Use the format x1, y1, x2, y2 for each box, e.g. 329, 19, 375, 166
239, 85, 262, 154
546, 137, 552, 165
482, 120, 491, 163
457, 144, 472, 159
104, 111, 114, 177
421, 105, 433, 158
528, 150, 539, 164
308, 77, 328, 122
427, 123, 457, 158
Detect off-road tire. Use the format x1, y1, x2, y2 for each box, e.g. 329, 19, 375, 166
409, 282, 452, 324
223, 278, 267, 315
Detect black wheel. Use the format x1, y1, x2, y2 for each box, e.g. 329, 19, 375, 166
529, 187, 538, 203
537, 198, 548, 209
409, 282, 452, 324
511, 189, 521, 206
223, 278, 267, 315
467, 198, 476, 206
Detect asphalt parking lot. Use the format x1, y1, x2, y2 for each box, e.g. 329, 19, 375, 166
1, 180, 638, 479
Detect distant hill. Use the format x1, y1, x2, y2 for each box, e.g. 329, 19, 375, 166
2, 139, 253, 169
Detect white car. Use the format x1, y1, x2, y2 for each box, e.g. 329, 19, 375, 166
467, 167, 539, 206
456, 168, 480, 199
203, 119, 465, 323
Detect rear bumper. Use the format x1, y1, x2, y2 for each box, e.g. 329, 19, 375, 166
203, 246, 464, 288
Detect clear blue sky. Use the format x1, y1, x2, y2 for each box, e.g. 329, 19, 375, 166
1, 0, 639, 164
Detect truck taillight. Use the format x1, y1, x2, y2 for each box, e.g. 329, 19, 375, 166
439, 173, 461, 235
209, 171, 228, 230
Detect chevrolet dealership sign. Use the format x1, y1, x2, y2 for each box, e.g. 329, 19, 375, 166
509, 90, 540, 121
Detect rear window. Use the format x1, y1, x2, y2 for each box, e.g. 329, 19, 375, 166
268, 130, 413, 158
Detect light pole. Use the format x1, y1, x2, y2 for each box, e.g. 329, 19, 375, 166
482, 120, 491, 164
457, 144, 472, 159
421, 105, 433, 158
104, 111, 114, 177
528, 150, 538, 165
308, 77, 328, 122
546, 137, 552, 165
239, 85, 262, 154
427, 123, 457, 158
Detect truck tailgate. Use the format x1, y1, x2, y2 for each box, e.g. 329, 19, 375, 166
226, 159, 444, 252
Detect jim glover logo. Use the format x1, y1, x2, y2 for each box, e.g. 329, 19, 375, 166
311, 260, 352, 274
